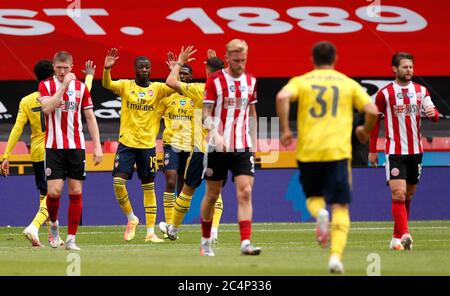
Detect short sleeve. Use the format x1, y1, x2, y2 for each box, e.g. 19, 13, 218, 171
82, 84, 93, 110
352, 81, 372, 112
282, 77, 301, 102
180, 82, 204, 101
249, 78, 257, 104
154, 82, 176, 100
203, 76, 217, 104
422, 87, 435, 110
38, 81, 51, 102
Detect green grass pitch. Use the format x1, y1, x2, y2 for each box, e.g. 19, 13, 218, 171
0, 221, 449, 276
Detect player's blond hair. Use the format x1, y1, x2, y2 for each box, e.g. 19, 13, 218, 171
53, 51, 73, 63
226, 39, 248, 56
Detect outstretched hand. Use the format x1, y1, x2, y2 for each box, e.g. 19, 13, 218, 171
166, 51, 178, 70
177, 45, 197, 64
82, 60, 96, 76
207, 49, 216, 59
104, 48, 119, 69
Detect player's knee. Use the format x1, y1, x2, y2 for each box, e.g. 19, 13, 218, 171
165, 178, 177, 192
47, 190, 62, 198
237, 185, 252, 202
392, 189, 406, 201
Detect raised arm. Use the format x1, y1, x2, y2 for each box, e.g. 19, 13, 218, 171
102, 48, 121, 92
83, 60, 96, 91
165, 45, 197, 92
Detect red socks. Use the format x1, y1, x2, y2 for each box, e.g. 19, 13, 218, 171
392, 200, 408, 239
201, 219, 212, 238
405, 199, 412, 218
46, 195, 60, 223
68, 194, 83, 235
239, 220, 252, 242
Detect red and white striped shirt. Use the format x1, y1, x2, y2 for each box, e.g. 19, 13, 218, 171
370, 81, 439, 155
38, 76, 93, 149
204, 69, 257, 151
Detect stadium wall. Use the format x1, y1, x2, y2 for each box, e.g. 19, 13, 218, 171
1, 168, 449, 226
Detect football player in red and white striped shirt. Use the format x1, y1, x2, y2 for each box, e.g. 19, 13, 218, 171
200, 39, 260, 256
38, 51, 103, 251
369, 52, 439, 251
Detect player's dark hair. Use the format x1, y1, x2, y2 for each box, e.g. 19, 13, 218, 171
392, 52, 414, 67
53, 51, 73, 63
34, 60, 54, 82
206, 57, 225, 72
312, 41, 336, 66
181, 63, 192, 74
135, 56, 150, 66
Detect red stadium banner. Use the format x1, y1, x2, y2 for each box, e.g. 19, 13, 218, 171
0, 0, 449, 80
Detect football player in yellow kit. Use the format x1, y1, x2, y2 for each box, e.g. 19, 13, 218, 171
102, 48, 176, 243
159, 47, 225, 242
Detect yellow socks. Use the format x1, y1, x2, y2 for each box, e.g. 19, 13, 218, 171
114, 177, 134, 217
172, 192, 192, 228
31, 194, 49, 229
212, 194, 223, 228
142, 182, 157, 229
330, 207, 350, 260
306, 196, 325, 218
163, 192, 175, 225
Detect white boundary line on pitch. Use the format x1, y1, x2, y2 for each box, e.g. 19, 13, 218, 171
0, 225, 449, 236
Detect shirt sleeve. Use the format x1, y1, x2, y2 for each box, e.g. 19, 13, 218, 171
154, 83, 176, 100
422, 87, 435, 110
282, 77, 300, 102
180, 82, 203, 101
2, 100, 28, 159
84, 74, 94, 91
38, 81, 51, 102
102, 68, 122, 94
203, 76, 217, 104
352, 81, 373, 112
249, 78, 257, 104
81, 84, 94, 110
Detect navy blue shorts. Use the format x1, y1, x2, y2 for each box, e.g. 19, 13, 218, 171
162, 145, 190, 176
298, 159, 352, 205
184, 151, 205, 189
32, 161, 47, 195
113, 143, 157, 180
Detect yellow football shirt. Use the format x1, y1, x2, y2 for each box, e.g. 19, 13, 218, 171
2, 75, 94, 162
179, 82, 208, 153
157, 92, 196, 152
283, 69, 371, 162
103, 69, 175, 148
